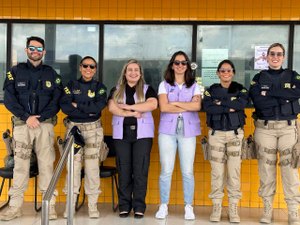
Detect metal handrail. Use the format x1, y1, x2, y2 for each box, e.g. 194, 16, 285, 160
41, 127, 79, 225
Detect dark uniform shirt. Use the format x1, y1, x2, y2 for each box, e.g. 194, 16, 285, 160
249, 68, 300, 121
3, 60, 63, 122
108, 84, 157, 126
60, 77, 107, 123
203, 81, 248, 131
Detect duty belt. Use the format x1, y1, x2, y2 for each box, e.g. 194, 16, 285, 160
67, 119, 101, 131
255, 119, 296, 129
12, 116, 57, 126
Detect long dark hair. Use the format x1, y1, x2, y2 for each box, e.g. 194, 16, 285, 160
164, 51, 195, 88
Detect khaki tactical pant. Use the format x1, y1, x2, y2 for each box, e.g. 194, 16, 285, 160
208, 128, 244, 203
64, 120, 103, 204
9, 123, 57, 207
254, 119, 300, 209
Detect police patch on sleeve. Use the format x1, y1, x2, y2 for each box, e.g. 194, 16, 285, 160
55, 77, 61, 84
250, 81, 256, 85
204, 90, 211, 97
99, 88, 106, 95
296, 75, 300, 80
241, 89, 247, 93
6, 71, 14, 81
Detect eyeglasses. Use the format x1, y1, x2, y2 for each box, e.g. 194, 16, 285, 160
28, 46, 44, 52
269, 51, 284, 57
173, 60, 188, 66
81, 64, 96, 69
219, 69, 233, 73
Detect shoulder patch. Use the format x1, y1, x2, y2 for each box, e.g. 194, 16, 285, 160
250, 81, 256, 85
204, 90, 211, 97
99, 88, 106, 95
241, 89, 247, 93
296, 75, 300, 80
55, 77, 61, 84
6, 71, 14, 81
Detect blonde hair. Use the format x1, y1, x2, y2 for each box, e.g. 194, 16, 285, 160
113, 59, 146, 103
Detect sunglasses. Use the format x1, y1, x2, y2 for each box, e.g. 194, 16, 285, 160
81, 64, 96, 69
28, 46, 44, 52
219, 69, 233, 73
173, 60, 188, 66
269, 51, 284, 57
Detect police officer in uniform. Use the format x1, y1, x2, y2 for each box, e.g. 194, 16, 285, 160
203, 59, 248, 223
249, 43, 300, 225
0, 36, 62, 221
60, 56, 107, 218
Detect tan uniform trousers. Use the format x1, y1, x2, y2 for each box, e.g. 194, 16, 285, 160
254, 119, 300, 210
208, 128, 244, 204
9, 122, 57, 207
64, 120, 103, 204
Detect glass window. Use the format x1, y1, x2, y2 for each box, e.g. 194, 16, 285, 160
56, 24, 99, 85
0, 24, 7, 100
293, 26, 300, 73
11, 23, 100, 85
196, 25, 289, 89
103, 25, 193, 92
12, 24, 45, 65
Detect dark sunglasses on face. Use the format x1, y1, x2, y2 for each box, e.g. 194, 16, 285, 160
269, 51, 284, 57
219, 69, 233, 73
81, 64, 96, 69
173, 60, 188, 66
28, 46, 44, 52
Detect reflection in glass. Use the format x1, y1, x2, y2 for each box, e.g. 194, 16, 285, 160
103, 25, 193, 92
56, 24, 99, 85
11, 23, 100, 86
294, 26, 300, 73
0, 24, 7, 100
12, 24, 45, 65
197, 25, 289, 89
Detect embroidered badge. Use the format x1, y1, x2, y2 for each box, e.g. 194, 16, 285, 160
284, 83, 291, 88
64, 87, 71, 94
17, 82, 26, 87
88, 90, 95, 98
73, 89, 81, 95
55, 77, 61, 84
204, 90, 211, 97
46, 81, 52, 88
99, 88, 106, 95
6, 71, 14, 80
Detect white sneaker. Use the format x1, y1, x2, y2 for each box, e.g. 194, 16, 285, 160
155, 204, 168, 219
88, 203, 99, 218
184, 204, 195, 220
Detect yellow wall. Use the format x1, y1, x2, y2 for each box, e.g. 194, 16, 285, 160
0, 0, 299, 209
0, 0, 300, 21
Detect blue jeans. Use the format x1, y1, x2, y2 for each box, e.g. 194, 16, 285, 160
158, 118, 196, 205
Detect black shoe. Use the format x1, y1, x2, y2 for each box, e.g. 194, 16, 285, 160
134, 212, 144, 219
119, 211, 129, 218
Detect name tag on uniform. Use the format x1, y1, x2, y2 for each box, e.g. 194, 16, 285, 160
17, 82, 26, 87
